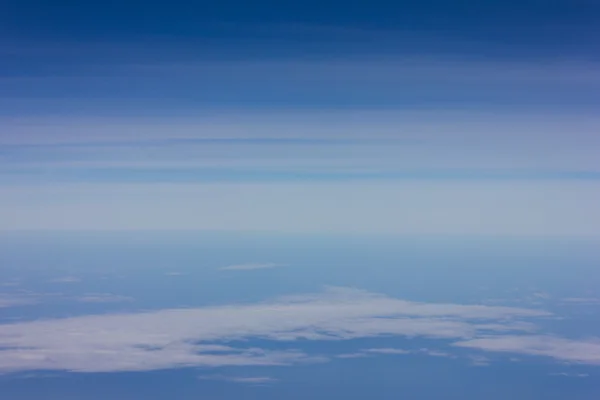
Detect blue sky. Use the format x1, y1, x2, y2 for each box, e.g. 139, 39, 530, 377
4, 0, 599, 53
1, 0, 599, 234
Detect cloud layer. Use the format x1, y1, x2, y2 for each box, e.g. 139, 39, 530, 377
2, 286, 595, 374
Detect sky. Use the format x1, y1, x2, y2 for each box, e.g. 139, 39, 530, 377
1, 0, 599, 235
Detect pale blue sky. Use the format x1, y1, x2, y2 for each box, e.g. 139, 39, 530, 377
2, 110, 599, 234
2, 1, 599, 235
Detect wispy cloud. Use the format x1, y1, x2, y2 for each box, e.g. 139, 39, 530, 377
561, 297, 600, 305
549, 372, 590, 378
363, 348, 411, 355
199, 374, 278, 384
3, 56, 600, 113
76, 293, 133, 303
0, 280, 20, 288
467, 355, 491, 367
0, 295, 37, 308
219, 263, 284, 271
49, 276, 81, 284
335, 352, 369, 359
417, 348, 454, 358
345, 347, 454, 359
454, 335, 600, 365
0, 286, 558, 373
1, 110, 599, 181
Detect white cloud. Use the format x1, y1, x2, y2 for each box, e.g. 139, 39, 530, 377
417, 348, 454, 358
561, 297, 600, 305
467, 355, 491, 366
49, 276, 81, 284
199, 374, 277, 384
364, 348, 411, 355
454, 335, 600, 365
0, 295, 37, 308
76, 294, 133, 303
219, 263, 284, 271
335, 353, 369, 359
549, 372, 590, 378
357, 347, 454, 359
0, 287, 551, 373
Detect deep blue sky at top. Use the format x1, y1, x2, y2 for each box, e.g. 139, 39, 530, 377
2, 0, 599, 115
2, 0, 599, 59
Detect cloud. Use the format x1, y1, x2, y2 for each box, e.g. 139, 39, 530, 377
335, 353, 369, 359
49, 276, 81, 284
0, 295, 37, 308
199, 374, 277, 384
3, 56, 600, 117
467, 355, 491, 367
353, 347, 454, 359
561, 297, 600, 305
219, 263, 284, 271
364, 348, 411, 355
549, 372, 590, 378
454, 335, 600, 365
76, 293, 133, 303
0, 287, 552, 373
417, 348, 454, 358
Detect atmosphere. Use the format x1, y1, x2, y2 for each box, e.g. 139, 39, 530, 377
1, 1, 600, 399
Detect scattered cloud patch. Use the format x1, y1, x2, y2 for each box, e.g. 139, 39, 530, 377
335, 352, 369, 359
199, 374, 277, 384
0, 280, 21, 288
454, 335, 600, 365
533, 292, 551, 300
417, 348, 454, 358
561, 297, 600, 305
355, 347, 454, 359
549, 372, 590, 378
1, 372, 64, 380
219, 263, 284, 271
0, 295, 37, 308
76, 293, 133, 303
364, 348, 411, 355
467, 355, 491, 366
49, 276, 81, 284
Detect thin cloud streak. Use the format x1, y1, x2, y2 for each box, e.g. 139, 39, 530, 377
76, 294, 134, 303
2, 57, 599, 109
0, 295, 37, 308
219, 263, 284, 271
364, 348, 411, 355
198, 374, 278, 384
49, 277, 81, 284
